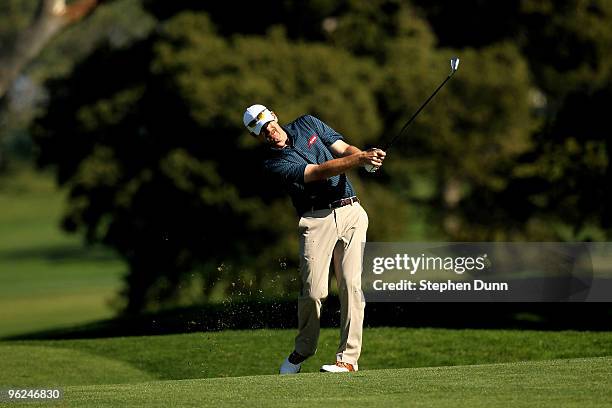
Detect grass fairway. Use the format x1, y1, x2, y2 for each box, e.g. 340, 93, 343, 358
0, 166, 124, 337
2, 328, 612, 387
23, 357, 608, 407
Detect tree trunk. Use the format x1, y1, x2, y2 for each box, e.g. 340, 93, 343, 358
0, 0, 102, 99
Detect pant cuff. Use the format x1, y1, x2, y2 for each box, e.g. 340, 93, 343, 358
336, 352, 357, 365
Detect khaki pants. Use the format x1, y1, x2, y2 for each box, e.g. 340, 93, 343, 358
294, 202, 368, 365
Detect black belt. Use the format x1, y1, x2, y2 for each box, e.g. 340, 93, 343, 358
310, 196, 359, 212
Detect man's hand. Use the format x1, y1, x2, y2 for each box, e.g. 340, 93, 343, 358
361, 148, 386, 173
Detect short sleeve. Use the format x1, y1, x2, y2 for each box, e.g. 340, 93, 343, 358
305, 115, 344, 146
264, 158, 308, 185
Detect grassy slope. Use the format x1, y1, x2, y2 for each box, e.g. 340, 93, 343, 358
2, 328, 612, 387
0, 166, 124, 337
13, 357, 611, 408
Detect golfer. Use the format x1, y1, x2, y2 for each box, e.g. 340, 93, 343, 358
243, 104, 386, 373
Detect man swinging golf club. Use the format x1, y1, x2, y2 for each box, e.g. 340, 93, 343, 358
243, 104, 386, 373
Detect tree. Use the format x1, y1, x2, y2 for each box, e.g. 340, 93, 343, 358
33, 12, 410, 313
330, 0, 539, 239
0, 0, 104, 99
367, 0, 612, 240
0, 0, 156, 170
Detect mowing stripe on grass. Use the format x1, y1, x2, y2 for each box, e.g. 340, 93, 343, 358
0, 345, 154, 387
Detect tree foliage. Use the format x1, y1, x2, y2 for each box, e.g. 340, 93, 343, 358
34, 11, 407, 312
31, 1, 612, 311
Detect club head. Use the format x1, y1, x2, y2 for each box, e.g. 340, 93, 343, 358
450, 57, 460, 73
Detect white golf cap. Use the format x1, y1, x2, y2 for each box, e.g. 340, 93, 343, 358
243, 104, 275, 135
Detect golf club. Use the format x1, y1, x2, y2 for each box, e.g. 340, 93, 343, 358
365, 57, 460, 172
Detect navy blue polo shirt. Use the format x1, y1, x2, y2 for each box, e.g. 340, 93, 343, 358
263, 115, 357, 215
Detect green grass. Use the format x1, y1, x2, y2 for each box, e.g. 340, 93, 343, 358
1, 166, 611, 406
1, 345, 154, 386
2, 328, 612, 387
10, 357, 612, 408
0, 165, 124, 337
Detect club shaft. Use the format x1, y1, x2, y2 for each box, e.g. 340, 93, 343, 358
383, 70, 455, 151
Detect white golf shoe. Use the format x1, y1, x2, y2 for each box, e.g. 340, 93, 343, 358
320, 361, 358, 373
279, 357, 302, 374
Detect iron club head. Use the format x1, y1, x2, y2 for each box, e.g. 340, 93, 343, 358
450, 57, 460, 73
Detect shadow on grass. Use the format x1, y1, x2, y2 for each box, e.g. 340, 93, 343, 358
0, 243, 118, 263
4, 296, 612, 340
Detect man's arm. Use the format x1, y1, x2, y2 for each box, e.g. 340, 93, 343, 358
303, 146, 385, 183
329, 140, 359, 157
